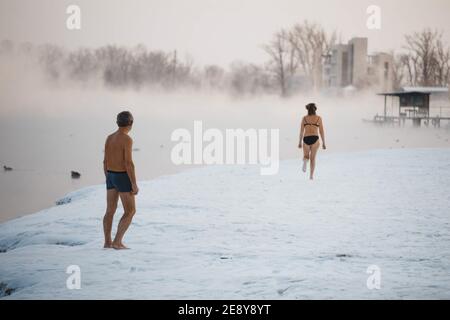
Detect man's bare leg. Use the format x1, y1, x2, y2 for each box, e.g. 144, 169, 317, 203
103, 189, 119, 248
112, 192, 136, 250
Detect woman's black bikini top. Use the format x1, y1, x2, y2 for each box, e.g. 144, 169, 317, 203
304, 116, 320, 127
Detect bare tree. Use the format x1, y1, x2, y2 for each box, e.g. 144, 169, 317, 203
176, 53, 197, 88
67, 48, 97, 81
396, 29, 450, 88
434, 37, 450, 86
403, 29, 441, 86
38, 44, 65, 81
399, 53, 416, 86
392, 53, 407, 90
263, 29, 296, 96
229, 61, 272, 96
204, 65, 225, 89
289, 21, 336, 91
0, 39, 14, 55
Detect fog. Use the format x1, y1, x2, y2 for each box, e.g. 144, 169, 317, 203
1, 48, 450, 222
1, 0, 450, 67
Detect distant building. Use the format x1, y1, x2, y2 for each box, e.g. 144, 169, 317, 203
323, 37, 393, 92
368, 52, 394, 92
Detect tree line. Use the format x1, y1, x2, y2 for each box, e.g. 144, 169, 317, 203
0, 40, 275, 96
1, 22, 449, 97
393, 29, 450, 89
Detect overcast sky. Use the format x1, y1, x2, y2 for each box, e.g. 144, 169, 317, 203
1, 0, 450, 67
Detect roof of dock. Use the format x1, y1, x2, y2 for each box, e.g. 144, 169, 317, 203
378, 87, 449, 96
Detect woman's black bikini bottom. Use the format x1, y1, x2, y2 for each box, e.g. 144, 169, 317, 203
303, 135, 319, 146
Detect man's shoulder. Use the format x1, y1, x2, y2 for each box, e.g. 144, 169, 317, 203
118, 133, 133, 144
107, 131, 132, 144
106, 132, 117, 139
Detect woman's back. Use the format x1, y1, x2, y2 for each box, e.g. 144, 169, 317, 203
303, 115, 321, 137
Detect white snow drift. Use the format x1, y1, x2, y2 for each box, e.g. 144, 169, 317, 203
1, 148, 450, 299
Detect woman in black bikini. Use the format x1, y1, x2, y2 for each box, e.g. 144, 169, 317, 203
298, 103, 326, 180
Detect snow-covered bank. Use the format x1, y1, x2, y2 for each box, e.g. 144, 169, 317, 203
1, 148, 450, 299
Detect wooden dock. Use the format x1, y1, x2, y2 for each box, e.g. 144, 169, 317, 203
373, 88, 450, 128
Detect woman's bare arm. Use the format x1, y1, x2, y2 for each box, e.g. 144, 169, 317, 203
319, 117, 326, 149
298, 117, 305, 148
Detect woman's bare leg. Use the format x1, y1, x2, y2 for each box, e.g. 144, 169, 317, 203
302, 142, 311, 160
302, 142, 311, 172
309, 140, 321, 180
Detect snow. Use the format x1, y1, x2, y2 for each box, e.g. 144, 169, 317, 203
1, 148, 450, 299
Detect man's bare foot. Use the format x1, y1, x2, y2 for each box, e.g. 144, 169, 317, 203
104, 242, 113, 249
112, 242, 130, 250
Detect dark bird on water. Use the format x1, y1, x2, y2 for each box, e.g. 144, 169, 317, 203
3, 165, 13, 171
71, 171, 81, 179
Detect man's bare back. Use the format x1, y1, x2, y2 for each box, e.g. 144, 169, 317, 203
105, 131, 132, 172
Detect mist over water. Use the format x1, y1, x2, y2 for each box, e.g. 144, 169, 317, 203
1, 55, 450, 223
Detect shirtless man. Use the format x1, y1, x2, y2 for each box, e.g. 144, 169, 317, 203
103, 111, 139, 250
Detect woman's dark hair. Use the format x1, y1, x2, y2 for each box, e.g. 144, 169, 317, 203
306, 103, 317, 116
117, 111, 133, 127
